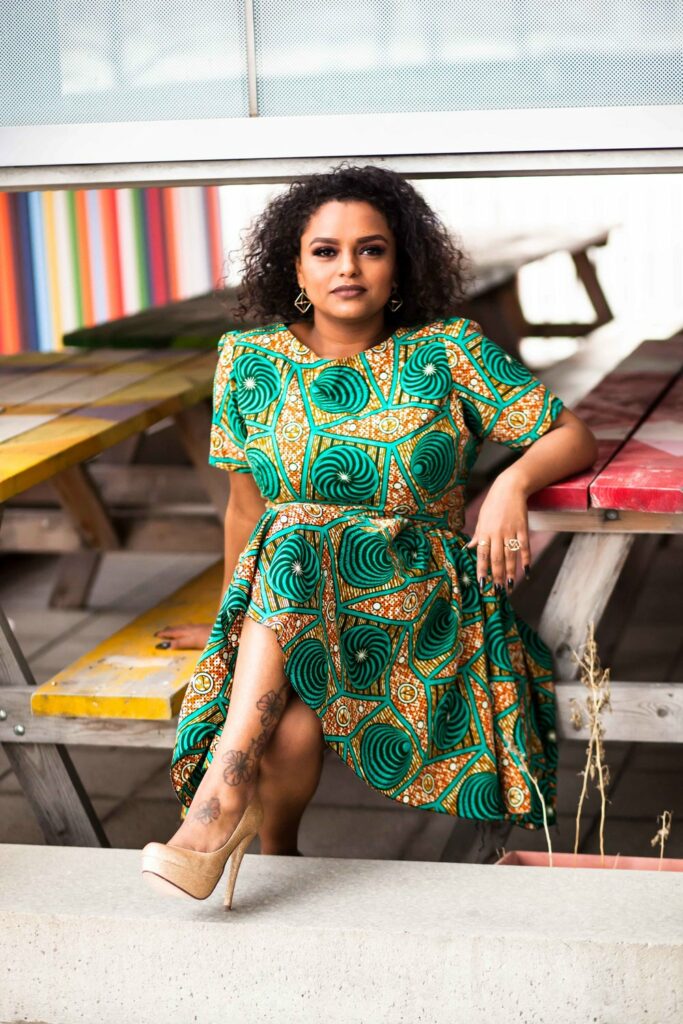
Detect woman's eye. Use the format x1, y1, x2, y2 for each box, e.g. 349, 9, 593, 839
312, 245, 385, 257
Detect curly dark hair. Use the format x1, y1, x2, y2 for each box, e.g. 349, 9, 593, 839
225, 161, 473, 329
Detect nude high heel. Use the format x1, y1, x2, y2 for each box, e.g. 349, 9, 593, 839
141, 793, 264, 909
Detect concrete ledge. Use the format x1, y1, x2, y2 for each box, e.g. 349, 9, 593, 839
1, 843, 682, 1024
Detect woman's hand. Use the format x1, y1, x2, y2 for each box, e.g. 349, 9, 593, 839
465, 474, 532, 593
153, 624, 212, 650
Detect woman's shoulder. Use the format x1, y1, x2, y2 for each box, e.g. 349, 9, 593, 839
408, 315, 482, 341
216, 322, 287, 354
403, 316, 484, 360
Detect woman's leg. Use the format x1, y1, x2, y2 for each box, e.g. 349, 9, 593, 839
168, 615, 291, 853
257, 693, 326, 855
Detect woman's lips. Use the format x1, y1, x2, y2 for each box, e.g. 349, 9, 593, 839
332, 287, 366, 295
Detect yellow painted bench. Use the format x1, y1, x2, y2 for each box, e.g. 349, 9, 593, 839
30, 561, 223, 720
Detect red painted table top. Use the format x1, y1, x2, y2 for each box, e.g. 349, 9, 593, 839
529, 335, 683, 515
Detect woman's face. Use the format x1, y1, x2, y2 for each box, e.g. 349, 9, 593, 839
295, 200, 397, 324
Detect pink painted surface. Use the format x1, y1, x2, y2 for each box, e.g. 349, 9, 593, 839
496, 850, 683, 871
529, 336, 683, 513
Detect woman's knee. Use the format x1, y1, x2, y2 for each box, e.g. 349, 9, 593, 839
260, 693, 324, 773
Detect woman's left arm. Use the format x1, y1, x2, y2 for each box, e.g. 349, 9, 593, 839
466, 407, 598, 591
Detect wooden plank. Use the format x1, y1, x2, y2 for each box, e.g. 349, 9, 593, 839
0, 350, 216, 501
467, 227, 612, 295
0, 347, 142, 406
6, 464, 206, 508
556, 681, 683, 743
590, 372, 683, 513
2, 681, 681, 748
30, 561, 223, 719
0, 509, 81, 551
0, 348, 199, 448
0, 689, 178, 747
527, 508, 682, 533
0, 508, 223, 552
0, 348, 80, 401
528, 336, 683, 512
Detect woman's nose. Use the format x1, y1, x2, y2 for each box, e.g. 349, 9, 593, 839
338, 249, 360, 275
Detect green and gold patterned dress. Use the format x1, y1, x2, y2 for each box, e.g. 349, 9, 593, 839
170, 316, 565, 830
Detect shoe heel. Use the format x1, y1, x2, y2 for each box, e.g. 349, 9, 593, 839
224, 832, 256, 910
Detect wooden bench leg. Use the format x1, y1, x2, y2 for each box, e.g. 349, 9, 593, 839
0, 607, 109, 847
49, 464, 120, 610
538, 532, 635, 681
50, 550, 102, 610
571, 248, 614, 330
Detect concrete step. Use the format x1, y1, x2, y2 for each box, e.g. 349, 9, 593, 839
1, 844, 681, 1024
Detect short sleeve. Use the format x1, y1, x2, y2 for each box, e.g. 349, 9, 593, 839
208, 331, 253, 473
448, 318, 565, 449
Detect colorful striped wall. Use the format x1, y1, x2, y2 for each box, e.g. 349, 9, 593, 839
0, 185, 224, 353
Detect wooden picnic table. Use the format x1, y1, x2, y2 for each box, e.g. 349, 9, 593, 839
0, 346, 224, 604
464, 225, 615, 352
526, 333, 683, 735
0, 345, 220, 845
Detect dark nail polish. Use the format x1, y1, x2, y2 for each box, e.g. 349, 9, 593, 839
507, 577, 514, 590
478, 576, 486, 590
524, 565, 531, 580
494, 583, 502, 595
156, 641, 172, 649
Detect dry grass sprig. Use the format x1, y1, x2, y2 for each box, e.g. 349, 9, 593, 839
567, 620, 612, 865
650, 810, 673, 870
500, 733, 554, 867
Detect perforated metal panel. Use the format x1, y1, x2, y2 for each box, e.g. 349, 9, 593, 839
1, 1, 248, 126
1, 1, 682, 181
1, 0, 681, 128
253, 0, 683, 116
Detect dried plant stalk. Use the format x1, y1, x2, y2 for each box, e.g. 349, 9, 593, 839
650, 810, 673, 870
501, 734, 554, 867
569, 620, 612, 864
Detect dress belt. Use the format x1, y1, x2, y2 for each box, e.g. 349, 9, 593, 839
263, 499, 452, 531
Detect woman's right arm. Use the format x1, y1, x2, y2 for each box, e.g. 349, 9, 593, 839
155, 474, 266, 649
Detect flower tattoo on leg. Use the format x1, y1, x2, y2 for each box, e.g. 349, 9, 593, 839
256, 688, 286, 728
191, 795, 221, 825
221, 748, 255, 786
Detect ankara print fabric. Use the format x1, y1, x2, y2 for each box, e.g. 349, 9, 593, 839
171, 317, 565, 830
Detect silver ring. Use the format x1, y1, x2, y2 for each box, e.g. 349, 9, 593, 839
504, 537, 521, 551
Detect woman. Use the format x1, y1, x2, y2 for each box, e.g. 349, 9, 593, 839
141, 163, 598, 907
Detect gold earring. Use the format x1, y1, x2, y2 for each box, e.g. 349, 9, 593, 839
388, 288, 403, 312
294, 288, 312, 313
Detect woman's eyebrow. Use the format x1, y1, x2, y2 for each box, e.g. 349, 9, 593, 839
308, 234, 388, 245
